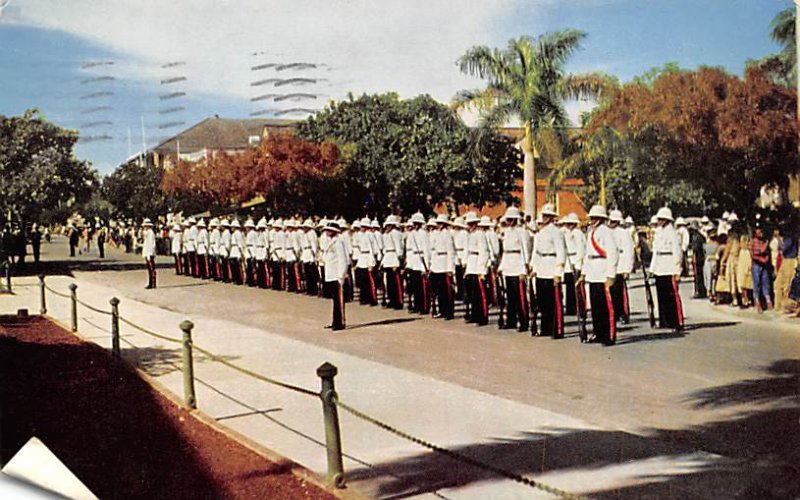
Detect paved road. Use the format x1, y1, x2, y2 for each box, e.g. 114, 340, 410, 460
4, 237, 798, 499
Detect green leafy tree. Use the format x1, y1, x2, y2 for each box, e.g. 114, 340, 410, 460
297, 93, 520, 217
102, 157, 170, 220
454, 31, 615, 217
0, 109, 98, 225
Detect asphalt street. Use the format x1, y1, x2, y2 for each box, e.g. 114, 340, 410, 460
3, 236, 798, 499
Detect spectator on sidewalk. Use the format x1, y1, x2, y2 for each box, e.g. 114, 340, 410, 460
68, 224, 80, 257
737, 234, 753, 308
703, 230, 719, 302
775, 225, 798, 313
750, 225, 773, 312
31, 224, 42, 263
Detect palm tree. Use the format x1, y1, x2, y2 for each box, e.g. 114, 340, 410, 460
454, 30, 614, 216
754, 8, 796, 87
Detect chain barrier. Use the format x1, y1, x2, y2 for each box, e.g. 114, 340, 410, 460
118, 316, 183, 344
76, 298, 113, 316
191, 343, 318, 398
43, 283, 70, 299
334, 397, 585, 500
36, 280, 581, 498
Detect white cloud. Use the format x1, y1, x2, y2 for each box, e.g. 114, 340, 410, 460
14, 0, 521, 109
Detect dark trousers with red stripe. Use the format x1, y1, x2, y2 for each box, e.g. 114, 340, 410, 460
431, 272, 454, 319
323, 280, 346, 330
589, 282, 616, 345
187, 251, 197, 277
198, 254, 209, 279
564, 272, 577, 316
229, 258, 243, 285
304, 262, 319, 295
455, 265, 466, 301
364, 267, 378, 305
610, 274, 630, 324
655, 275, 684, 330
384, 268, 404, 309
465, 274, 488, 325
173, 254, 182, 275
504, 276, 529, 331
257, 260, 268, 288
145, 256, 157, 288
536, 278, 564, 338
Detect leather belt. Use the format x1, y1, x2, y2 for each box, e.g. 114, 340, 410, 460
537, 252, 556, 257
588, 255, 605, 259
505, 250, 521, 254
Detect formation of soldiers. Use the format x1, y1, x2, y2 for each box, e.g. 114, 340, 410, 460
149, 203, 687, 343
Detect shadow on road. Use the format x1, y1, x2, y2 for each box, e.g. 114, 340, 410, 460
347, 318, 421, 331
346, 358, 800, 499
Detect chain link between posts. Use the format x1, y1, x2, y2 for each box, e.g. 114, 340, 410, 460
76, 297, 113, 316
333, 396, 585, 500
38, 281, 584, 498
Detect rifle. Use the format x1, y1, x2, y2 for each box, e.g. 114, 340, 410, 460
528, 276, 539, 336
639, 254, 656, 328
575, 279, 588, 342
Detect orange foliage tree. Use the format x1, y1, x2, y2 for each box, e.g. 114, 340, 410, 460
161, 133, 342, 215
585, 65, 797, 216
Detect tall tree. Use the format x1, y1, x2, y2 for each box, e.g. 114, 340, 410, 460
298, 93, 520, 217
103, 158, 171, 220
0, 109, 97, 225
455, 31, 613, 216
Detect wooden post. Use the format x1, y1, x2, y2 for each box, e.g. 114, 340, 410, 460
180, 320, 197, 409
317, 362, 345, 488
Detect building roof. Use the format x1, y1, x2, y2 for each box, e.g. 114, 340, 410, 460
153, 116, 296, 154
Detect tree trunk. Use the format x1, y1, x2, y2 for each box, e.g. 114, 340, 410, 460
523, 123, 537, 218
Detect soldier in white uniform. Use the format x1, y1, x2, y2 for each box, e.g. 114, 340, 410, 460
479, 216, 500, 307
270, 219, 286, 291
354, 217, 379, 305
429, 214, 456, 320
338, 218, 355, 302
562, 213, 585, 316
405, 213, 430, 313
170, 223, 183, 275
649, 207, 685, 333
184, 218, 198, 278
255, 218, 269, 289
380, 215, 405, 310
464, 212, 490, 325
219, 219, 232, 283
244, 219, 258, 287
498, 207, 530, 331
529, 203, 567, 338
578, 205, 619, 345
321, 221, 349, 331
142, 219, 157, 289
300, 219, 320, 296
229, 220, 245, 285
209, 219, 221, 281
451, 216, 468, 301
609, 210, 635, 324
196, 219, 209, 279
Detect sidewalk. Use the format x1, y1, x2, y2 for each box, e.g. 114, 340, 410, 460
3, 274, 749, 499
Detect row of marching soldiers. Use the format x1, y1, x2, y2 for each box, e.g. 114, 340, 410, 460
165, 203, 685, 342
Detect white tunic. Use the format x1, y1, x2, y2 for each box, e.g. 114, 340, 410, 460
245, 230, 257, 259
184, 226, 197, 252
530, 223, 567, 279
380, 230, 402, 269
581, 224, 619, 283
209, 228, 221, 256
355, 231, 377, 269
142, 229, 157, 258
230, 230, 245, 259
256, 231, 268, 260
565, 227, 586, 273
650, 224, 683, 276
284, 231, 300, 263
196, 228, 209, 256
498, 226, 530, 276
219, 229, 231, 258
465, 230, 490, 276
323, 234, 350, 282
430, 228, 456, 274
170, 230, 182, 255
405, 229, 430, 272
452, 228, 468, 267
613, 226, 635, 274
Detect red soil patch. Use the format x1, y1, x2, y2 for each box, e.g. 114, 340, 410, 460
0, 315, 334, 500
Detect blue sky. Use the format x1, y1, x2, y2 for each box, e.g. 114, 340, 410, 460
0, 0, 790, 174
